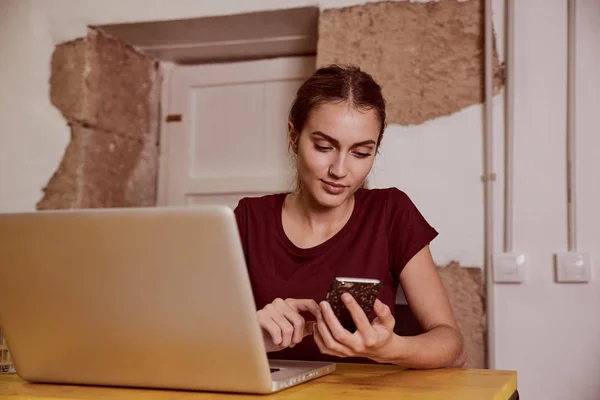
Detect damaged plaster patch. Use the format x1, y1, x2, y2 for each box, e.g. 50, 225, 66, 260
438, 261, 485, 368
39, 28, 160, 209
37, 123, 146, 209
317, 0, 504, 126
49, 37, 94, 126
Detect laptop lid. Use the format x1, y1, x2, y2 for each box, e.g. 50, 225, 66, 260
0, 206, 274, 393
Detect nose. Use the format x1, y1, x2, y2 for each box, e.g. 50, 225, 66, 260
329, 154, 348, 179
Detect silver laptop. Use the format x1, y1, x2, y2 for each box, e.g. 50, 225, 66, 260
0, 206, 335, 394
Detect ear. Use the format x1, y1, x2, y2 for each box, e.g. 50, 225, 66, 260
288, 121, 299, 154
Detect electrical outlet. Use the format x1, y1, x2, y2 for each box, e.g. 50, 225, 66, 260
555, 252, 591, 283
493, 252, 527, 283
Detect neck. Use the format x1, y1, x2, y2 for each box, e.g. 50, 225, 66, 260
288, 190, 355, 232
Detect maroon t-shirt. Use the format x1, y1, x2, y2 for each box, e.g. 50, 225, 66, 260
233, 187, 438, 363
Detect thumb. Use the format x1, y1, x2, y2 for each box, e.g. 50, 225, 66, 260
373, 299, 394, 329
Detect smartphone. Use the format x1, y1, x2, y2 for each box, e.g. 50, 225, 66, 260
325, 277, 382, 333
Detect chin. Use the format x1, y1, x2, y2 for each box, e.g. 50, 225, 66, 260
307, 185, 356, 209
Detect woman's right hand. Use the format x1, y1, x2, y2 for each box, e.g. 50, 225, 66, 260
258, 298, 321, 352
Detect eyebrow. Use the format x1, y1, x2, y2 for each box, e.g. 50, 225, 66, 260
310, 131, 376, 148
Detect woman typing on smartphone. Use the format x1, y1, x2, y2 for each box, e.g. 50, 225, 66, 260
234, 65, 466, 369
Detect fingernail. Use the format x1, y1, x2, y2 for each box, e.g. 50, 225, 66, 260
342, 293, 352, 302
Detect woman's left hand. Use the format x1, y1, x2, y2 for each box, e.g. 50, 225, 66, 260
313, 293, 396, 361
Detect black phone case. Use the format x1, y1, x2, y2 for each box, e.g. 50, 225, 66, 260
325, 278, 382, 333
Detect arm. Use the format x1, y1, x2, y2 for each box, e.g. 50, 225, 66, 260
377, 245, 467, 368
313, 245, 466, 369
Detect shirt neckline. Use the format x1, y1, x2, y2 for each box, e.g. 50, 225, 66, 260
274, 190, 363, 257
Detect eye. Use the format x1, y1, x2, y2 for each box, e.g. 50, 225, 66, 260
353, 151, 372, 158
314, 144, 333, 152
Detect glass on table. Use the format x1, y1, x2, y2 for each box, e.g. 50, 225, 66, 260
0, 328, 16, 373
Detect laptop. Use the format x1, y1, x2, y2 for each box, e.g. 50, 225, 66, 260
0, 205, 335, 394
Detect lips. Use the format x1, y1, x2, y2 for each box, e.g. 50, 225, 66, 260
320, 179, 347, 195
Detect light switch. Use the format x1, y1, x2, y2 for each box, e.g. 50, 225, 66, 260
555, 252, 592, 283
493, 252, 527, 283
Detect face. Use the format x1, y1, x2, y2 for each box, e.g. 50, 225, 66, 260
290, 101, 381, 209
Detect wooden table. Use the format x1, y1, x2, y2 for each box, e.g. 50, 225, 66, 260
0, 363, 518, 400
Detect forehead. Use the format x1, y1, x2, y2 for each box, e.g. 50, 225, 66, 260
304, 102, 380, 144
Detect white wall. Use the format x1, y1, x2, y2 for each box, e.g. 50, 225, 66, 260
491, 1, 600, 399
0, 0, 598, 399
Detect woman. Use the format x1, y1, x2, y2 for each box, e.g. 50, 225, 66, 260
234, 65, 466, 369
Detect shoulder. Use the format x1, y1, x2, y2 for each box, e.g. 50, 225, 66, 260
234, 192, 287, 221
365, 188, 438, 272
236, 192, 286, 211
234, 193, 286, 237
357, 187, 433, 234
355, 187, 413, 209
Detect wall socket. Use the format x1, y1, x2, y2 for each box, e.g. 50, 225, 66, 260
493, 252, 527, 283
555, 252, 592, 283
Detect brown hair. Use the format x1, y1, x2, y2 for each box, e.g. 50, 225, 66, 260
288, 64, 387, 147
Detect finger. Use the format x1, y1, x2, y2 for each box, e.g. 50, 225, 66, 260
287, 299, 321, 318
276, 300, 307, 345
314, 322, 347, 357
320, 301, 355, 345
281, 308, 305, 345
312, 326, 336, 356
258, 312, 282, 346
339, 293, 380, 350
341, 293, 374, 334
316, 304, 353, 356
373, 299, 395, 330
269, 308, 295, 348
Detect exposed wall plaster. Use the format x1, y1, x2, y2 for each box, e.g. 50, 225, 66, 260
438, 261, 485, 368
38, 28, 160, 209
317, 0, 504, 126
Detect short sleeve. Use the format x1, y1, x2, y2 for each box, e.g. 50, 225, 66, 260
233, 198, 248, 258
385, 188, 438, 276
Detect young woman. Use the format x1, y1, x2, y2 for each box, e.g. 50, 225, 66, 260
234, 65, 467, 369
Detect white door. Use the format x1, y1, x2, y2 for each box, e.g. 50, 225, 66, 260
158, 56, 316, 208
